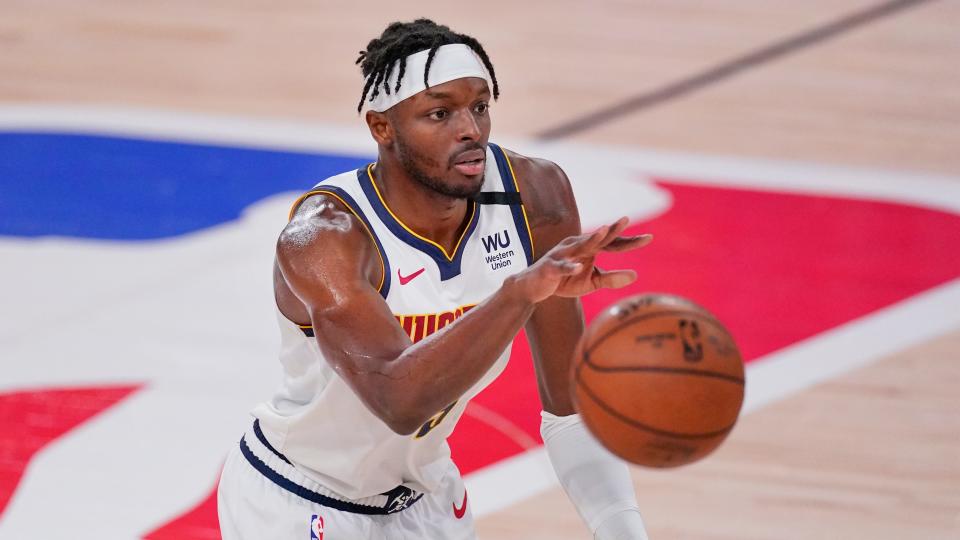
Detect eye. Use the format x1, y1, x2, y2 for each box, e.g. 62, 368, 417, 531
428, 109, 448, 120
474, 102, 489, 115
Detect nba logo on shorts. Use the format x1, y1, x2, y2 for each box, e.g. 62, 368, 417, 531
309, 514, 324, 539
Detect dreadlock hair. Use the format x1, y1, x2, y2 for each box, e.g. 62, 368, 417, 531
355, 19, 500, 113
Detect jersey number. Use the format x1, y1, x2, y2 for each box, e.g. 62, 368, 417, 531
414, 401, 457, 438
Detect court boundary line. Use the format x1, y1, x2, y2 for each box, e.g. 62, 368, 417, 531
463, 402, 539, 450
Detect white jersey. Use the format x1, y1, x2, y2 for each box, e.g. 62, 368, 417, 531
251, 143, 534, 501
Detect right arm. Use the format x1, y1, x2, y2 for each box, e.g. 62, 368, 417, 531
277, 194, 636, 435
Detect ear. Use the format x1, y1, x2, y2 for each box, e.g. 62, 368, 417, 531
365, 110, 394, 146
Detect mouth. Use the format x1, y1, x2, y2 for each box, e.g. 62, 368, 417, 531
452, 149, 486, 176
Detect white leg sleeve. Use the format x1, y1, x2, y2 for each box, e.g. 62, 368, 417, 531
541, 411, 649, 540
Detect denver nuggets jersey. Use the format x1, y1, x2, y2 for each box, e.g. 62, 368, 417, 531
252, 143, 534, 500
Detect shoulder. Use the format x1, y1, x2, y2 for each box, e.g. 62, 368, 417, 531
279, 192, 365, 256
501, 148, 580, 253
277, 191, 382, 291
502, 149, 576, 230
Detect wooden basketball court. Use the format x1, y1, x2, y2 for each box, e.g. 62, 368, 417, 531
2, 1, 958, 538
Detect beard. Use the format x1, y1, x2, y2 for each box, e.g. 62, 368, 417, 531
395, 135, 484, 199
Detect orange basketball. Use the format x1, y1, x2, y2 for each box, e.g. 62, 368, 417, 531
572, 293, 745, 468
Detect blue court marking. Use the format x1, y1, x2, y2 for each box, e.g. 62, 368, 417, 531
0, 132, 372, 240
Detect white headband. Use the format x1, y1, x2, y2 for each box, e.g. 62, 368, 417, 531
365, 43, 493, 112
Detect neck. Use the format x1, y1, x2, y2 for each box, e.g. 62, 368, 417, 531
371, 156, 471, 255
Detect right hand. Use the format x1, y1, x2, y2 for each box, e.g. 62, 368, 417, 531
512, 217, 653, 304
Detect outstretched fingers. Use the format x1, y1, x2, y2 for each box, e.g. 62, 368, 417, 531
591, 267, 638, 290
598, 216, 630, 246
553, 224, 609, 257
603, 233, 653, 252
550, 218, 651, 264
560, 217, 628, 257
549, 257, 584, 276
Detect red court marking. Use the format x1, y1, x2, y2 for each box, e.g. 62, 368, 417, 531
144, 472, 221, 540
151, 180, 960, 538
0, 385, 141, 518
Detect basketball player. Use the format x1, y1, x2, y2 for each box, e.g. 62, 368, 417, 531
218, 19, 651, 540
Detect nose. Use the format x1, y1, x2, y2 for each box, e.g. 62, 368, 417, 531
457, 109, 481, 142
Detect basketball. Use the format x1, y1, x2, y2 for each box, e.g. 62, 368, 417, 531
571, 293, 745, 468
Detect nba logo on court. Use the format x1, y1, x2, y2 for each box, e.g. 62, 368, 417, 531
309, 514, 324, 539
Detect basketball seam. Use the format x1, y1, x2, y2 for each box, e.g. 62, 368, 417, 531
582, 365, 745, 385
586, 310, 735, 357
574, 362, 739, 440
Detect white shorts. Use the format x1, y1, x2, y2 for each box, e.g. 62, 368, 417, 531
217, 422, 476, 540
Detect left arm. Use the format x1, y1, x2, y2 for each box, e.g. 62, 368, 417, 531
510, 151, 652, 540
518, 157, 585, 417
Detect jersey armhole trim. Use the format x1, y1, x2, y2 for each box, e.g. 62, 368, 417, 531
489, 143, 535, 265
501, 151, 536, 260
286, 187, 392, 299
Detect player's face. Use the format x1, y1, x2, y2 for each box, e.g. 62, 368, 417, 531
389, 77, 491, 199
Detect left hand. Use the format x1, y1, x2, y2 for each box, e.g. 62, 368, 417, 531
549, 216, 652, 298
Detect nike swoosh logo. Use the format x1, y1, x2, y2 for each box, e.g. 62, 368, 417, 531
398, 267, 425, 285
452, 490, 468, 519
